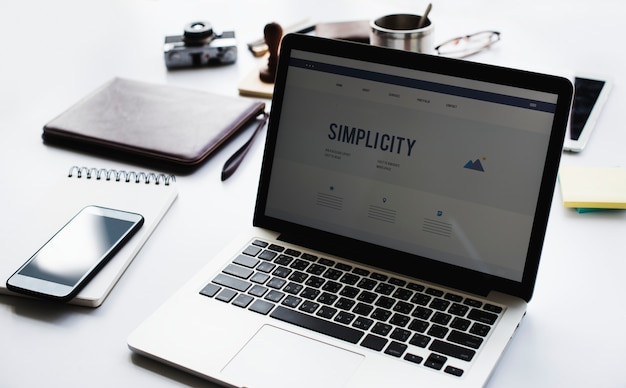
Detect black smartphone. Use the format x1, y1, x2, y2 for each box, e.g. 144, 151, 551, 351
563, 74, 612, 152
6, 205, 144, 302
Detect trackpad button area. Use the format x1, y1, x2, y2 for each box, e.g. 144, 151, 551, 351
222, 325, 364, 388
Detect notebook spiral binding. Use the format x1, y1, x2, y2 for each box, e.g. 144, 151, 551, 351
68, 166, 176, 185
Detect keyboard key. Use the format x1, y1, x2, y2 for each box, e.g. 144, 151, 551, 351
353, 303, 374, 316
300, 287, 320, 300
268, 244, 285, 252
259, 250, 278, 261
360, 334, 388, 351
272, 266, 292, 278
222, 264, 254, 279
199, 283, 221, 298
371, 308, 391, 322
412, 306, 433, 320
288, 270, 308, 283
484, 303, 503, 314
444, 365, 464, 377
285, 248, 301, 257
305, 275, 324, 288
444, 292, 463, 302
424, 353, 447, 370
339, 273, 360, 285
392, 288, 413, 301
282, 295, 302, 308
431, 312, 452, 325
248, 285, 268, 297
290, 259, 309, 271
335, 262, 352, 271
429, 298, 451, 311
242, 245, 262, 257
340, 286, 359, 298
233, 254, 260, 268
267, 277, 286, 289
409, 333, 431, 348
393, 301, 414, 314
299, 300, 320, 313
335, 297, 356, 311
450, 317, 471, 331
374, 283, 395, 295
449, 303, 470, 317
404, 353, 423, 364
301, 253, 318, 261
257, 262, 275, 273
407, 282, 425, 292
318, 258, 335, 266
429, 339, 476, 361
250, 272, 270, 284
384, 341, 407, 357
352, 267, 369, 276
270, 306, 364, 344
411, 293, 431, 306
213, 273, 251, 292
357, 291, 377, 303
232, 294, 254, 308
316, 306, 337, 319
371, 322, 392, 336
425, 287, 444, 297
428, 324, 449, 338
468, 308, 498, 325
249, 299, 275, 315
375, 296, 395, 309
322, 280, 342, 293
265, 290, 285, 303
390, 328, 412, 342
464, 298, 483, 308
335, 311, 356, 325
317, 292, 338, 305
275, 254, 293, 266
389, 313, 410, 327
448, 330, 483, 349
370, 272, 387, 281
323, 268, 343, 280
389, 277, 406, 287
353, 317, 374, 330
470, 322, 491, 337
408, 319, 429, 333
252, 239, 268, 248
307, 264, 326, 275
357, 278, 377, 290
216, 288, 237, 303
283, 282, 304, 295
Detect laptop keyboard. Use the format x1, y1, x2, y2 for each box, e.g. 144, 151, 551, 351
199, 239, 504, 378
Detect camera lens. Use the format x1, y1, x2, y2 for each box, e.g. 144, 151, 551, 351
183, 21, 214, 41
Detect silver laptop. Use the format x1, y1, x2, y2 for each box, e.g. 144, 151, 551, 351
128, 34, 573, 387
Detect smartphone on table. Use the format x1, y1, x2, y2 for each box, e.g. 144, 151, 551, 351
563, 74, 612, 152
6, 205, 144, 302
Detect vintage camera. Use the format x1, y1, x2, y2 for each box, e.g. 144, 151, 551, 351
164, 21, 237, 68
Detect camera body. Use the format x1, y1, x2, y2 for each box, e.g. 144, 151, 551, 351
164, 21, 237, 68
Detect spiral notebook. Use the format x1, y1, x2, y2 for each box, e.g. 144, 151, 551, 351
0, 166, 178, 307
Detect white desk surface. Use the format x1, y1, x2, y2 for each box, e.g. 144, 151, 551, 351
1, 0, 625, 387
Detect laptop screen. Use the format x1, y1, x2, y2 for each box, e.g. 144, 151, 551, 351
257, 35, 570, 294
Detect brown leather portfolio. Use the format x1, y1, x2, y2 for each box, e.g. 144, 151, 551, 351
43, 78, 266, 172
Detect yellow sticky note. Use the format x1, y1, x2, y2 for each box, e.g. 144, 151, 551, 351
559, 165, 626, 209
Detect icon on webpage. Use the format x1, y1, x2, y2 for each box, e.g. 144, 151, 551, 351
464, 158, 485, 172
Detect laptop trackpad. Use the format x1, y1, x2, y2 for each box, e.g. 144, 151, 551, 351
222, 325, 364, 388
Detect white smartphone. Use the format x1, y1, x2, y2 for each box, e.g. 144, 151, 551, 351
6, 205, 144, 302
563, 74, 612, 152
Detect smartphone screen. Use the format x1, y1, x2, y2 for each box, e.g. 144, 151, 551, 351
7, 206, 143, 301
563, 75, 611, 152
570, 77, 606, 140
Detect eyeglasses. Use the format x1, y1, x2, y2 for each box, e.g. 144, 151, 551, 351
435, 31, 501, 58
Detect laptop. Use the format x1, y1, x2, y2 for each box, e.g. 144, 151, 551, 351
128, 33, 573, 387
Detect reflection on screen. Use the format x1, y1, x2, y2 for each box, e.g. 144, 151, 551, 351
18, 213, 134, 286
